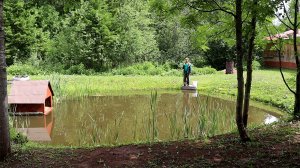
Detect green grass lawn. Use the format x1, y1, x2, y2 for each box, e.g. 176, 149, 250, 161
16, 69, 294, 112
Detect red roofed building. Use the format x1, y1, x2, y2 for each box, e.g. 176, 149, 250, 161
264, 30, 300, 69
8, 80, 54, 115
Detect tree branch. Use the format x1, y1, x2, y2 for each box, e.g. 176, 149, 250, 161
242, 10, 251, 25
185, 0, 236, 17
282, 1, 294, 26
211, 0, 236, 17
274, 13, 293, 30
206, 28, 231, 43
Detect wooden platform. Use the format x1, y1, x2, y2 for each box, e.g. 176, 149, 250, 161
10, 112, 44, 116
9, 107, 53, 116
181, 85, 197, 90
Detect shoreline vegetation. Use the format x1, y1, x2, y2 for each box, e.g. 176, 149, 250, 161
11, 69, 294, 113
2, 121, 300, 167
3, 69, 299, 167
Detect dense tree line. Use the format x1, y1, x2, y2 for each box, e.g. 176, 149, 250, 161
3, 0, 203, 73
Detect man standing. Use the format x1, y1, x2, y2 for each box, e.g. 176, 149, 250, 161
183, 58, 191, 86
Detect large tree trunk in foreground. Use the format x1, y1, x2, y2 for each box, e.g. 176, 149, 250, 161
243, 0, 257, 127
0, 0, 11, 160
293, 0, 300, 119
235, 0, 250, 142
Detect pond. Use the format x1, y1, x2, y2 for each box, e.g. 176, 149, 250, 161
12, 90, 281, 146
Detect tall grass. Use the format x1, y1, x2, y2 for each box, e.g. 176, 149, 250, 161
166, 99, 180, 140
24, 69, 294, 112
113, 112, 124, 144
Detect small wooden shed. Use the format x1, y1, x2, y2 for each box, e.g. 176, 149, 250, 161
8, 80, 54, 115
264, 30, 300, 69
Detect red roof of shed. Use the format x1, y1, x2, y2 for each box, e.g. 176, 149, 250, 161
265, 29, 300, 40
8, 80, 54, 104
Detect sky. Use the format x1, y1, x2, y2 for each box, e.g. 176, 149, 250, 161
273, 1, 291, 26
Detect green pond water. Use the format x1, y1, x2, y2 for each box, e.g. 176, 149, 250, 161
13, 91, 281, 146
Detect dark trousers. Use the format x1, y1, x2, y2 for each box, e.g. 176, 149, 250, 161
183, 73, 189, 86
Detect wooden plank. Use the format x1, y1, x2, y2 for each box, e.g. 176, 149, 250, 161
181, 85, 197, 90
9, 112, 44, 116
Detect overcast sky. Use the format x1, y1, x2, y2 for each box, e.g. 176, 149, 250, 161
273, 1, 291, 26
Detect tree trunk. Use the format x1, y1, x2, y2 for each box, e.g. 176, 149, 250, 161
294, 73, 300, 119
235, 0, 250, 142
225, 61, 234, 74
293, 0, 300, 119
0, 0, 11, 160
243, 0, 257, 127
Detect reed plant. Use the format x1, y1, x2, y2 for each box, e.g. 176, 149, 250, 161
166, 99, 180, 140
113, 112, 124, 144
150, 91, 158, 141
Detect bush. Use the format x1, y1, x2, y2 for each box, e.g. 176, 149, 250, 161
7, 64, 43, 75
162, 69, 182, 76
191, 67, 217, 75
252, 60, 261, 70
204, 39, 235, 70
12, 132, 28, 145
112, 62, 165, 75
66, 63, 95, 75
162, 67, 216, 76
243, 60, 261, 70
111, 62, 217, 76
9, 119, 28, 145
192, 57, 209, 68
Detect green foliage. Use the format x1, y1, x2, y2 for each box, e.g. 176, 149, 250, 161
111, 62, 165, 75
4, 0, 204, 73
111, 62, 216, 76
112, 1, 160, 66
192, 67, 217, 75
3, 0, 275, 74
45, 0, 117, 72
204, 40, 235, 70
192, 57, 209, 68
4, 0, 51, 65
11, 132, 28, 145
9, 118, 28, 145
66, 63, 95, 75
243, 60, 262, 70
150, 0, 201, 63
252, 60, 262, 70
7, 64, 43, 75
161, 69, 182, 76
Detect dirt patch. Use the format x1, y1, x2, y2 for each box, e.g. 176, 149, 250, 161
1, 122, 300, 168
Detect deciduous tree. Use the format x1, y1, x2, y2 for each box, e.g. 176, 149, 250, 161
268, 0, 300, 119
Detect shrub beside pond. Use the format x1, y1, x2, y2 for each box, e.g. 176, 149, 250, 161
111, 62, 216, 76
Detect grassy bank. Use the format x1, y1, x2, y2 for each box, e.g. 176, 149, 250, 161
11, 69, 294, 112
2, 121, 299, 167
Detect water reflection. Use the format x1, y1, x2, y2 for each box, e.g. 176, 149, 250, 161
182, 91, 197, 138
13, 112, 54, 141
264, 114, 279, 124
13, 91, 281, 146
